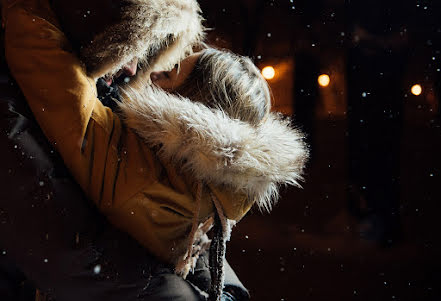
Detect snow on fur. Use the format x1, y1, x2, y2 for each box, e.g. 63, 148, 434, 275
118, 86, 308, 211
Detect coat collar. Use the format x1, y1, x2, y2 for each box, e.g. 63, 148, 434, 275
118, 86, 308, 211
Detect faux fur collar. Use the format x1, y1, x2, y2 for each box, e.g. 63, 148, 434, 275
118, 87, 308, 211
81, 0, 205, 77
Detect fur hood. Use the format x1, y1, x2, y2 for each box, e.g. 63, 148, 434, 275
119, 87, 309, 212
79, 0, 205, 77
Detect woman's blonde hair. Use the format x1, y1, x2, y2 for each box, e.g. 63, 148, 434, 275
174, 48, 271, 126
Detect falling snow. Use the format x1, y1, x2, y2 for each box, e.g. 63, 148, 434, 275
94, 265, 101, 274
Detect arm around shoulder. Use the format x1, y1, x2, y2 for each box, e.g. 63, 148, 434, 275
3, 1, 129, 208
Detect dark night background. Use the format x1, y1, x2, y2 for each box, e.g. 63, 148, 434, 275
199, 0, 441, 300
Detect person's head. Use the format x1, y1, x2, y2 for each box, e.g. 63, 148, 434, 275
150, 48, 271, 126
50, 0, 204, 82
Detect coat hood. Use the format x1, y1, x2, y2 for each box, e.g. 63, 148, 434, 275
118, 86, 309, 212
52, 0, 205, 78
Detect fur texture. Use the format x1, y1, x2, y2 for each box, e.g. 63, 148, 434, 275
81, 0, 205, 77
119, 86, 309, 212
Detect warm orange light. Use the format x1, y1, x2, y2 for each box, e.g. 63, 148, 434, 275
262, 66, 275, 80
318, 74, 330, 87
411, 84, 422, 96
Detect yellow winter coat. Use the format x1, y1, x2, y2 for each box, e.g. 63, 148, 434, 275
3, 0, 307, 267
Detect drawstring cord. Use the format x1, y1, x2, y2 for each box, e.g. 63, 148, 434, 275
209, 191, 231, 301
175, 181, 203, 277
175, 181, 231, 301
210, 191, 231, 240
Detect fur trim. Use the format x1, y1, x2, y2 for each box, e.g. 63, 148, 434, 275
118, 87, 309, 211
81, 0, 205, 77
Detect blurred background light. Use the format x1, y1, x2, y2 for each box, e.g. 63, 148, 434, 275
262, 66, 275, 80
411, 84, 422, 96
318, 74, 331, 87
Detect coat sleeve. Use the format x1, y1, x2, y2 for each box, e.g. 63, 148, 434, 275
3, 3, 122, 208
2, 1, 201, 265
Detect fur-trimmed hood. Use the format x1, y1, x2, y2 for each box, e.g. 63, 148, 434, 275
119, 87, 309, 212
84, 0, 204, 77
52, 0, 205, 78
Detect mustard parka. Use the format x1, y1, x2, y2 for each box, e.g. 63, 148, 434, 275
2, 0, 308, 272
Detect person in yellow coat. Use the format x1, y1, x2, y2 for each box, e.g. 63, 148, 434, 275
0, 0, 252, 299
3, 0, 308, 299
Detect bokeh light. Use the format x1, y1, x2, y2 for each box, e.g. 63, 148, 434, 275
262, 66, 275, 80
318, 74, 331, 87
411, 84, 422, 96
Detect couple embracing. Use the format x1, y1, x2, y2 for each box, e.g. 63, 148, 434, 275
0, 0, 307, 300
